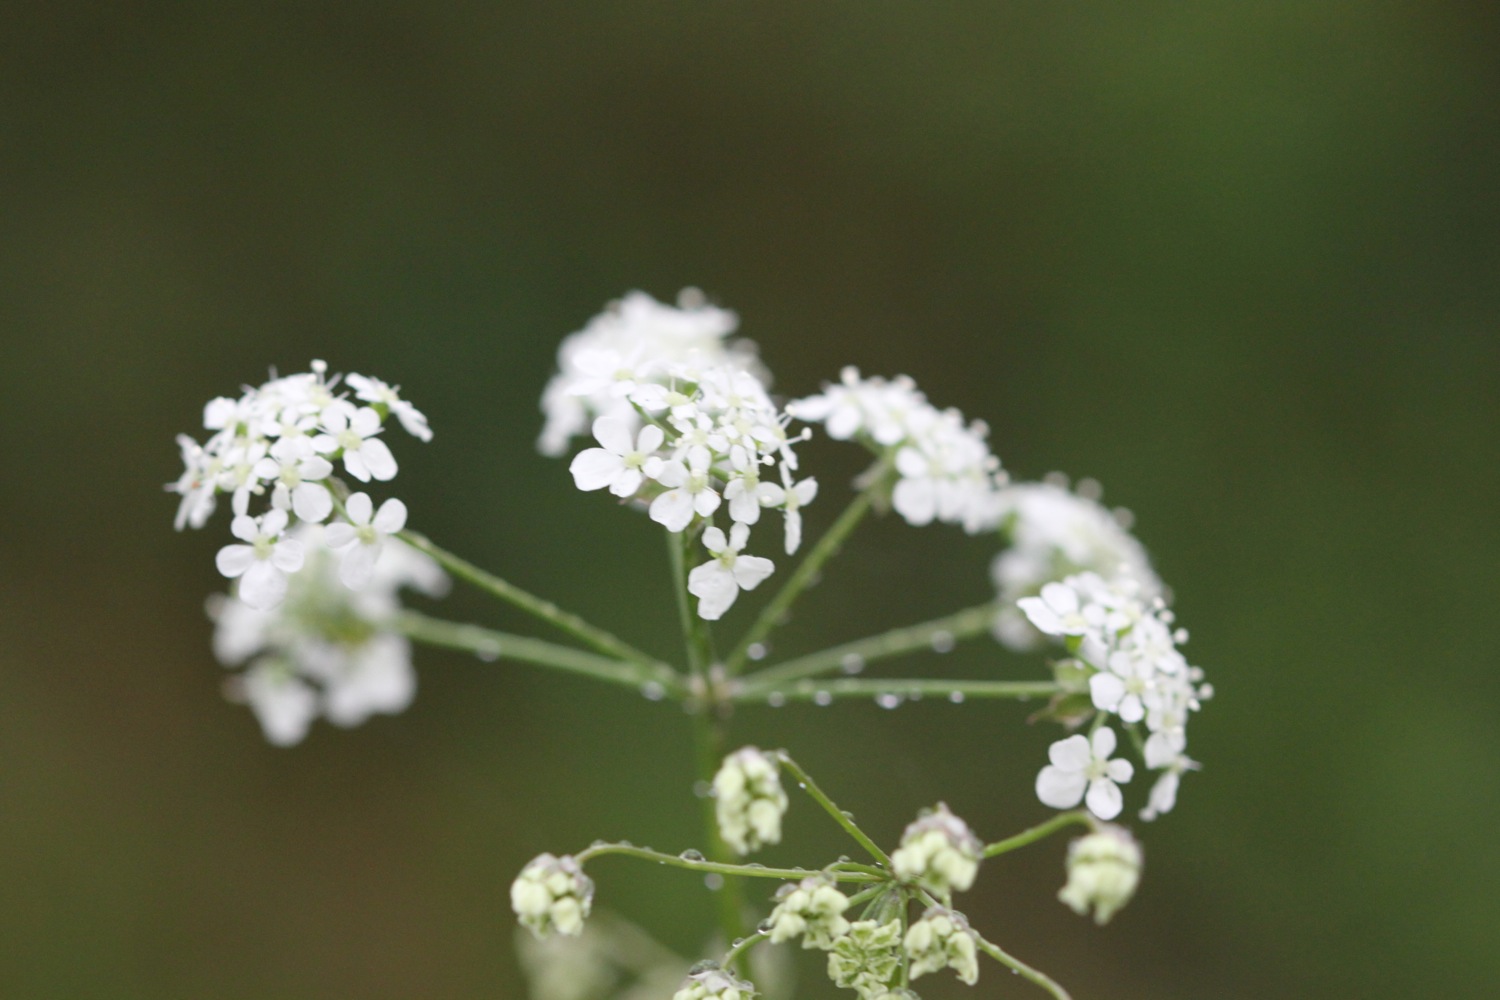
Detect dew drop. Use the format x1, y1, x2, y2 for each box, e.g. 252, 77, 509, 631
693, 780, 712, 799
1076, 477, 1103, 501
908, 690, 922, 702
680, 849, 706, 862
747, 642, 769, 661
767, 691, 786, 707
840, 810, 855, 821
948, 690, 966, 704
929, 630, 955, 654
704, 873, 725, 890
814, 690, 833, 706
476, 642, 501, 662
876, 693, 903, 710
840, 653, 866, 675
641, 681, 666, 701
1174, 628, 1190, 645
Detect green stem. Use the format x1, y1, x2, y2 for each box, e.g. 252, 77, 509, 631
735, 677, 1061, 705
398, 529, 673, 678
724, 469, 886, 676
735, 602, 1004, 695
720, 931, 768, 970
394, 611, 685, 697
572, 843, 883, 883
982, 811, 1096, 859
974, 934, 1072, 1000
774, 752, 891, 868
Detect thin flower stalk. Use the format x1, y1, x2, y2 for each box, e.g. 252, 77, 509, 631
735, 677, 1060, 705
774, 751, 891, 868
572, 843, 883, 883
982, 811, 1096, 859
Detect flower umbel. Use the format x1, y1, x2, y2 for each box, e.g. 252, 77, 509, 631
763, 875, 851, 950
890, 803, 983, 899
511, 853, 595, 939
826, 919, 903, 999
713, 747, 788, 855
1057, 825, 1143, 925
904, 907, 980, 985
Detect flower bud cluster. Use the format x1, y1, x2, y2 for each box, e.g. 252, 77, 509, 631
989, 478, 1161, 650
673, 964, 757, 1000
1057, 825, 1142, 925
548, 292, 818, 619
904, 907, 980, 985
1020, 570, 1210, 820
511, 853, 595, 939
169, 362, 429, 610
789, 367, 1007, 534
210, 525, 447, 746
826, 919, 903, 999
713, 747, 788, 856
890, 803, 982, 899
763, 875, 852, 950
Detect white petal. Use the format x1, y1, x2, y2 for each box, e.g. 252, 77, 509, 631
733, 555, 775, 591
1048, 734, 1092, 771
608, 468, 643, 497
891, 479, 936, 526
570, 448, 624, 491
238, 562, 288, 610
1106, 758, 1135, 783
727, 521, 751, 551
636, 424, 664, 453
1036, 766, 1087, 809
591, 415, 633, 456
324, 522, 357, 551
359, 438, 398, 481
340, 542, 381, 589
244, 670, 317, 747
292, 483, 333, 524
344, 492, 373, 526
1091, 726, 1118, 760
649, 490, 695, 532
350, 407, 383, 436
343, 449, 372, 482
784, 510, 802, 555
688, 563, 737, 621
215, 544, 255, 578
693, 489, 721, 518
1090, 673, 1126, 712
229, 515, 259, 543
1118, 694, 1145, 724
1085, 779, 1123, 820
271, 538, 304, 572
701, 526, 727, 554
373, 498, 407, 534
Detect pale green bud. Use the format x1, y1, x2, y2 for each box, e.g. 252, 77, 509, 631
713, 747, 788, 855
673, 964, 757, 1000
510, 853, 594, 938
763, 874, 852, 950
1057, 825, 1142, 925
890, 803, 982, 898
827, 919, 903, 999
903, 907, 979, 986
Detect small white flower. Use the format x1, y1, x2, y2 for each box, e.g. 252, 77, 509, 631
511, 854, 594, 939
713, 746, 787, 855
761, 470, 818, 555
1036, 728, 1135, 820
239, 658, 319, 746
688, 523, 774, 621
215, 509, 305, 610
346, 372, 432, 441
890, 803, 982, 898
1140, 753, 1199, 821
764, 875, 851, 950
649, 450, 721, 532
314, 404, 397, 483
903, 907, 979, 986
569, 416, 664, 497
324, 492, 408, 590
1057, 825, 1143, 924
1017, 580, 1098, 637
254, 437, 335, 524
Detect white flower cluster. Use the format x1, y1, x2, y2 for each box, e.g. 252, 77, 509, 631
1056, 825, 1142, 925
713, 747, 788, 855
672, 965, 757, 1000
1021, 571, 1210, 820
547, 292, 817, 620
989, 479, 1161, 650
512, 853, 595, 939
209, 525, 447, 746
903, 907, 980, 986
890, 803, 983, 899
763, 875, 852, 950
789, 367, 1007, 533
169, 362, 430, 610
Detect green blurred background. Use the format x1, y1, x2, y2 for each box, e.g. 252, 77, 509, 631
3, 3, 1497, 998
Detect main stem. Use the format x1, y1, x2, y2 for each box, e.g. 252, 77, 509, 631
670, 531, 749, 964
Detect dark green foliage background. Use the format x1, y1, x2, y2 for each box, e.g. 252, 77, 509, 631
2, 4, 1496, 998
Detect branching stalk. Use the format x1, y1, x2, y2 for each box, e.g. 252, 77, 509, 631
775, 752, 891, 868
